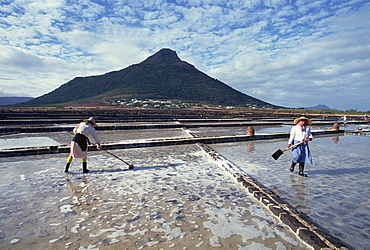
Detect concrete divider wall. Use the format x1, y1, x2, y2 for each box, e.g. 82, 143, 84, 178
0, 122, 284, 134
345, 130, 370, 137
0, 130, 344, 158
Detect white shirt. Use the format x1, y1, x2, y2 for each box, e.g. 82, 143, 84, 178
73, 122, 100, 143
288, 124, 313, 144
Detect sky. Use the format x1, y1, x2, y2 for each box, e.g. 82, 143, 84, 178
1, 0, 369, 111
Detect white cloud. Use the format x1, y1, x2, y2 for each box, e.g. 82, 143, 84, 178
0, 0, 369, 111
205, 1, 370, 111
0, 46, 44, 71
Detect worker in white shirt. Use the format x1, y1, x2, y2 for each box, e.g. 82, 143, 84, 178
287, 116, 313, 177
65, 117, 102, 173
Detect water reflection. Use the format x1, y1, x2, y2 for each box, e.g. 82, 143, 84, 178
246, 143, 255, 153
65, 175, 100, 217
271, 175, 308, 212
332, 136, 339, 144
289, 174, 308, 211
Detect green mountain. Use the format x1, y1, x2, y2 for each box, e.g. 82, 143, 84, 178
19, 48, 280, 108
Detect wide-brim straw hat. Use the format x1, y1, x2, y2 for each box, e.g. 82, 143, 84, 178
83, 117, 98, 126
294, 116, 312, 126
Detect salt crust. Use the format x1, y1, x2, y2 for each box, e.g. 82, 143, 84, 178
0, 145, 305, 249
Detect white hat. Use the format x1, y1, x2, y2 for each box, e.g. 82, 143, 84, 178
83, 117, 98, 126
294, 116, 312, 126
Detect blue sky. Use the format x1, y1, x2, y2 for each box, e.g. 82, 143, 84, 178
1, 0, 369, 111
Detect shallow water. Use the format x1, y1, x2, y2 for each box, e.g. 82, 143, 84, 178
0, 145, 308, 249
0, 128, 191, 150
211, 134, 370, 249
186, 125, 292, 137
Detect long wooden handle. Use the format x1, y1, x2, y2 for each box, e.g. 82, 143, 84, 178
103, 149, 131, 166
283, 140, 307, 152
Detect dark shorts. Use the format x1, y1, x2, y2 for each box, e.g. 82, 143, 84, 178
72, 134, 89, 151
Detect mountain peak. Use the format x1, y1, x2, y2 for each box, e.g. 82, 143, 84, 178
306, 104, 334, 110
144, 48, 181, 64
155, 48, 178, 57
